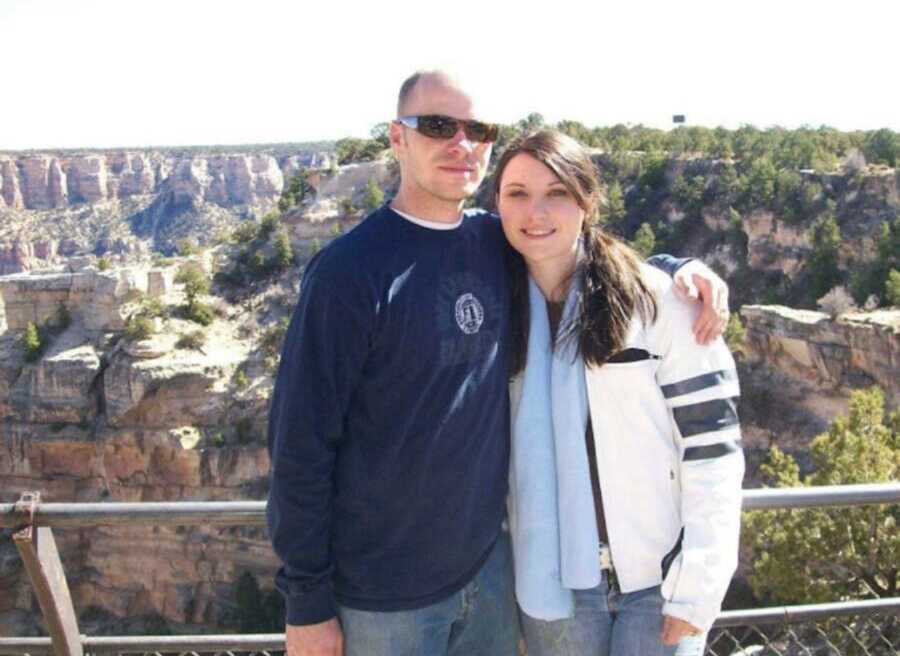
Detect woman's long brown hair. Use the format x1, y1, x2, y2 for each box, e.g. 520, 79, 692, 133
493, 129, 658, 377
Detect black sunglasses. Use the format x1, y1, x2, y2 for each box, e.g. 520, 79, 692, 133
395, 115, 500, 144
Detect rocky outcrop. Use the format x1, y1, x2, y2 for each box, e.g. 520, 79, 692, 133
0, 422, 275, 629
66, 156, 109, 204
741, 305, 900, 406
742, 211, 810, 275
107, 153, 157, 197
8, 336, 102, 424
0, 150, 333, 212
16, 157, 68, 209
289, 159, 394, 238
0, 261, 273, 633
0, 159, 24, 209
166, 155, 285, 207
104, 335, 248, 428
0, 268, 169, 332
0, 148, 341, 273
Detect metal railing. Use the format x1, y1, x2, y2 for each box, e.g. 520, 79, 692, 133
1, 482, 899, 656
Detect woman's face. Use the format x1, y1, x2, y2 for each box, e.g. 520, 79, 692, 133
497, 153, 585, 269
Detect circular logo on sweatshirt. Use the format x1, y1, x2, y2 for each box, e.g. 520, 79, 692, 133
454, 293, 484, 335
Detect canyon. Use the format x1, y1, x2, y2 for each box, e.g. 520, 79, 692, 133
0, 146, 897, 635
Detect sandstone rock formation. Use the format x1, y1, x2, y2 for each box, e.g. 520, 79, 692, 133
0, 260, 276, 634
0, 268, 168, 332
741, 305, 899, 414
289, 159, 394, 238
0, 150, 333, 212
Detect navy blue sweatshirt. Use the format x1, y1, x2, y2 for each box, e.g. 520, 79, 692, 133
267, 206, 512, 625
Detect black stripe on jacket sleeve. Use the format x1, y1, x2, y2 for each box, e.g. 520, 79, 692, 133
673, 397, 740, 438
683, 440, 742, 461
660, 369, 738, 399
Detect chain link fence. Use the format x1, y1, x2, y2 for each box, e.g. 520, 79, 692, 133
707, 599, 900, 655
3, 602, 899, 656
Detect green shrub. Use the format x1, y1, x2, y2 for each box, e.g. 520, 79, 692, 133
335, 137, 384, 165
601, 180, 625, 224
184, 302, 215, 326
233, 369, 249, 390
175, 267, 211, 305
141, 297, 166, 319
22, 322, 42, 362
278, 170, 313, 213
97, 256, 111, 271
259, 317, 290, 360
745, 387, 899, 603
210, 432, 226, 448
124, 315, 156, 341
724, 314, 747, 354
176, 330, 207, 351
363, 178, 385, 211
886, 269, 900, 306
638, 154, 667, 191
631, 223, 656, 258
259, 211, 281, 239
806, 214, 842, 302
176, 238, 199, 256
672, 174, 706, 216
151, 255, 176, 268
272, 229, 294, 270
232, 221, 260, 244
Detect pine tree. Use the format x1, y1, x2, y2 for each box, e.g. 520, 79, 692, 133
272, 228, 294, 270
363, 178, 384, 211
23, 322, 42, 362
807, 214, 842, 301
631, 223, 656, 258
745, 387, 900, 603
603, 180, 625, 224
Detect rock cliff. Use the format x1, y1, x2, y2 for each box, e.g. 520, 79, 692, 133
736, 305, 899, 484
0, 151, 333, 212
741, 305, 899, 406
0, 256, 281, 635
0, 148, 337, 272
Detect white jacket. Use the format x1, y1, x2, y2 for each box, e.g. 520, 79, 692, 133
510, 265, 745, 632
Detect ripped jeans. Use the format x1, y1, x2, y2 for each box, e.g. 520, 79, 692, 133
519, 572, 705, 656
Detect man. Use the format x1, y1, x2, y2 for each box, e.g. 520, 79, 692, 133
267, 70, 729, 656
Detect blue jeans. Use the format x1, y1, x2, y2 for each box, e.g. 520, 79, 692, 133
337, 530, 519, 656
520, 572, 706, 656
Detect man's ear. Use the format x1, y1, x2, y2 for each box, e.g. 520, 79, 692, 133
389, 121, 406, 155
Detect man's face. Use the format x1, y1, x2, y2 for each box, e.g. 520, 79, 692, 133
390, 78, 493, 205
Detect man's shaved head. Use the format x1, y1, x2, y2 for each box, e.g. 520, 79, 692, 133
397, 70, 466, 117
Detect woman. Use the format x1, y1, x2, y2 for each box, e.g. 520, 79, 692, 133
495, 130, 744, 656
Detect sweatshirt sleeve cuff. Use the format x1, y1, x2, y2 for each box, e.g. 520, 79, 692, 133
285, 584, 338, 626
646, 254, 694, 276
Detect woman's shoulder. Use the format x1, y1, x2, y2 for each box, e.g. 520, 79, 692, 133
637, 261, 705, 333
638, 261, 677, 299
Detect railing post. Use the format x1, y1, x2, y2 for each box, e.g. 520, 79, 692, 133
12, 492, 83, 656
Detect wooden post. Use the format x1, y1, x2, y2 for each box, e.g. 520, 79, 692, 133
12, 492, 83, 656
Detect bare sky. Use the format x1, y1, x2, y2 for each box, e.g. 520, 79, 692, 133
2, 0, 898, 150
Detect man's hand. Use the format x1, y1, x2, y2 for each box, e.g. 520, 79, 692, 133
661, 614, 702, 645
673, 260, 730, 345
286, 619, 343, 656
